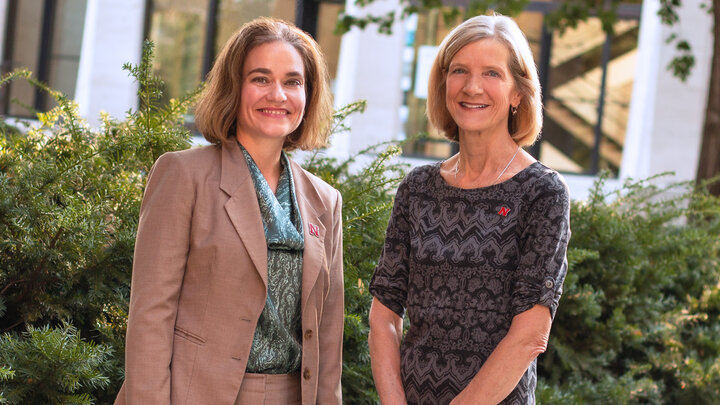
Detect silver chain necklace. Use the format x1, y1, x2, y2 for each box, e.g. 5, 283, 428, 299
454, 145, 521, 186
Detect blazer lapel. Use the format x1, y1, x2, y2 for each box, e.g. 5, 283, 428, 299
220, 140, 268, 288
291, 160, 328, 313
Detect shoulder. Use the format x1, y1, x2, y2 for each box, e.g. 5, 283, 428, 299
519, 162, 570, 202
300, 166, 338, 196
290, 159, 341, 206
153, 145, 221, 173
399, 162, 440, 191
515, 163, 571, 227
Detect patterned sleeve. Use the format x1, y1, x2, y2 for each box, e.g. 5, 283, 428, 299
512, 174, 571, 319
369, 175, 412, 318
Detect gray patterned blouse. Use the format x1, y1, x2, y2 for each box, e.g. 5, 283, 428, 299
370, 161, 571, 404
241, 146, 304, 374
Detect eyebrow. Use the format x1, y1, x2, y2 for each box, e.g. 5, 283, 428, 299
449, 61, 505, 71
247, 67, 304, 77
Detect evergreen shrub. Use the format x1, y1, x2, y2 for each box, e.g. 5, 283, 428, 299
0, 42, 197, 403
538, 174, 720, 404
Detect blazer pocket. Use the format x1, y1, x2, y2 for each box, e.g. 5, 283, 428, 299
174, 327, 206, 345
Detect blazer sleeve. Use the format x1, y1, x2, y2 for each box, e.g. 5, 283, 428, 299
317, 188, 344, 404
123, 152, 195, 403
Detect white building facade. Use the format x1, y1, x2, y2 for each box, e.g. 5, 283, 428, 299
0, 0, 713, 200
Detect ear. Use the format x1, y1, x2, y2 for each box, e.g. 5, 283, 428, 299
511, 90, 522, 109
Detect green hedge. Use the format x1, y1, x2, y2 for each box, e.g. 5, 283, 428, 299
538, 175, 720, 404
1, 43, 719, 404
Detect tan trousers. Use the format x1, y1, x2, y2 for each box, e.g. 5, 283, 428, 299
235, 372, 302, 405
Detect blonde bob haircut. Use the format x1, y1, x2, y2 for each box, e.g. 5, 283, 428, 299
195, 18, 333, 151
427, 14, 542, 146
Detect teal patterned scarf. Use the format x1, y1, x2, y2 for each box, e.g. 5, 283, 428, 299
240, 144, 304, 373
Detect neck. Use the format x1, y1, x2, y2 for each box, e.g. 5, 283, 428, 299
235, 133, 284, 191
456, 129, 517, 176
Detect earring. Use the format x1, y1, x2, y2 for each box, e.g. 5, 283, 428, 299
511, 105, 518, 116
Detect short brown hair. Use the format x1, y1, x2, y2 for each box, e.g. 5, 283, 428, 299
195, 18, 333, 150
427, 14, 542, 146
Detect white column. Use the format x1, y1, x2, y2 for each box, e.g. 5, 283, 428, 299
620, 0, 660, 181
329, 0, 405, 159
74, 0, 146, 126
621, 0, 714, 182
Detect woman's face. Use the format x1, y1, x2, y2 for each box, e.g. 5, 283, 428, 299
445, 38, 521, 138
237, 41, 307, 145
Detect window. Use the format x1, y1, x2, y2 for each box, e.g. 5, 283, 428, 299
543, 17, 639, 175
148, 0, 209, 106
1, 0, 88, 117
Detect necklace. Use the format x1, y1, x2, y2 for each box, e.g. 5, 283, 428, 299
454, 145, 520, 186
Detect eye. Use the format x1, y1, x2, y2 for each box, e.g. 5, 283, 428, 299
486, 70, 500, 78
285, 78, 303, 87
450, 67, 467, 74
250, 76, 269, 84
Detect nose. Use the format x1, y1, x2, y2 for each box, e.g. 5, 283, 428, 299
462, 74, 484, 96
267, 81, 287, 102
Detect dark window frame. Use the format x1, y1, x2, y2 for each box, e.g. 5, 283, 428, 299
0, 0, 59, 116
1, 0, 90, 117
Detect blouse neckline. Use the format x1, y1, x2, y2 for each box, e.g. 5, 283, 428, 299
433, 160, 542, 192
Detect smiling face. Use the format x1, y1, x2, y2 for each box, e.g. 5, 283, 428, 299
445, 38, 522, 139
236, 41, 307, 147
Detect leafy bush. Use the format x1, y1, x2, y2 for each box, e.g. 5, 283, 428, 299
0, 41, 198, 403
0, 323, 110, 404
539, 174, 720, 404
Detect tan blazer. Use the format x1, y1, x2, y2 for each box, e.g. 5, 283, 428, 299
114, 140, 343, 404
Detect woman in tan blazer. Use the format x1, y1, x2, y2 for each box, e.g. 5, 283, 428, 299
115, 18, 343, 405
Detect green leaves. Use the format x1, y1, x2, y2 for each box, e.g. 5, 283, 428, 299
541, 174, 720, 403
0, 41, 197, 403
0, 323, 110, 404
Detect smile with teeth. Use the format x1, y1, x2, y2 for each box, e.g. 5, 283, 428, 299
258, 108, 289, 115
459, 102, 489, 109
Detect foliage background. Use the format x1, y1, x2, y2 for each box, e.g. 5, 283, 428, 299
1, 44, 719, 403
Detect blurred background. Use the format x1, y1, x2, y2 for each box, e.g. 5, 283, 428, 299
0, 0, 715, 199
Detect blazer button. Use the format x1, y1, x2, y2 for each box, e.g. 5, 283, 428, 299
304, 329, 313, 340
303, 368, 311, 380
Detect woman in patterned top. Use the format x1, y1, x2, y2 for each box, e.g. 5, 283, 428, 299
369, 14, 570, 405
115, 18, 344, 405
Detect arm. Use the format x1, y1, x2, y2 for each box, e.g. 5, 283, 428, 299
317, 189, 344, 404
368, 176, 413, 404
123, 153, 195, 403
369, 297, 407, 405
450, 305, 552, 405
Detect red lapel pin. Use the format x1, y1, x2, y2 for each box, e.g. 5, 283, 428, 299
308, 223, 320, 237
498, 207, 510, 216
